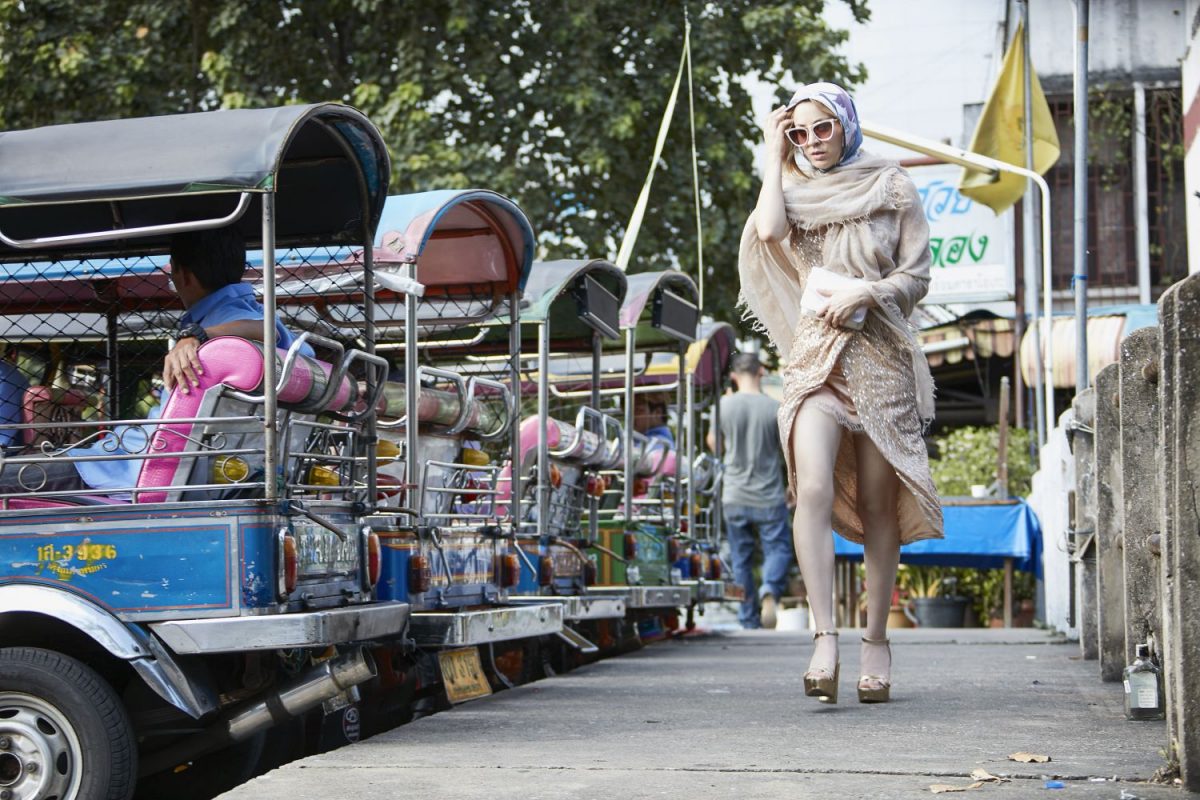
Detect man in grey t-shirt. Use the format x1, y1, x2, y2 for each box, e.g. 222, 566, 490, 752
708, 353, 793, 629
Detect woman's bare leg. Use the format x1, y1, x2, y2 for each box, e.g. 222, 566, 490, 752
790, 402, 844, 677
854, 432, 901, 685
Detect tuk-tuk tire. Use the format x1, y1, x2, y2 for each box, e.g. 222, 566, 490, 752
0, 646, 136, 800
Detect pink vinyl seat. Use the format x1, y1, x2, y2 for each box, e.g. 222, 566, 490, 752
6, 338, 355, 509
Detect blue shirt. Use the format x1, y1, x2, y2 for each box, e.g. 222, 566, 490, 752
0, 361, 29, 450
75, 282, 312, 492
645, 425, 675, 447
180, 283, 312, 355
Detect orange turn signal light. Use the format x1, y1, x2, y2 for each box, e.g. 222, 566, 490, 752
282, 535, 298, 597
409, 554, 432, 593
538, 555, 555, 586
366, 532, 382, 588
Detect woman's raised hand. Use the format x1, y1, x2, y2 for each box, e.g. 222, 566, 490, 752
754, 104, 795, 242
763, 105, 793, 166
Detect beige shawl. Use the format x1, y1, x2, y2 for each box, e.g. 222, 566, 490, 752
738, 152, 935, 422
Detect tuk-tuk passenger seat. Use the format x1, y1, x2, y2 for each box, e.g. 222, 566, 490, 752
135, 337, 356, 504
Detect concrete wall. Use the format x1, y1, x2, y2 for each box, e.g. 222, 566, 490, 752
1184, 0, 1200, 275
1026, 0, 1187, 86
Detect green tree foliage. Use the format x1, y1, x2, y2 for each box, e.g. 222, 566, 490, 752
0, 0, 868, 324
929, 424, 1035, 498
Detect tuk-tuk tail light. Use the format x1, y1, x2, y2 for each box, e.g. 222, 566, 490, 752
366, 531, 382, 588
538, 555, 555, 586
278, 531, 298, 600
409, 554, 432, 594
667, 537, 682, 563
623, 533, 638, 560
496, 553, 521, 588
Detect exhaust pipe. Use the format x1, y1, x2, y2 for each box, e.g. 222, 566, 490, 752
140, 648, 376, 777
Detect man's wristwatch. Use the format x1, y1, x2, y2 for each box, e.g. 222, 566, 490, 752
177, 323, 209, 344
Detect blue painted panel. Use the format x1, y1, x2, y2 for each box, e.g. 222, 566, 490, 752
0, 522, 233, 613
514, 542, 544, 594
375, 535, 411, 603
239, 523, 277, 609
376, 531, 501, 609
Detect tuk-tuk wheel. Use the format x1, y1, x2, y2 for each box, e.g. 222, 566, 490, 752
0, 647, 136, 800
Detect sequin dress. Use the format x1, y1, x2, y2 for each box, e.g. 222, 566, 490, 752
777, 229, 943, 545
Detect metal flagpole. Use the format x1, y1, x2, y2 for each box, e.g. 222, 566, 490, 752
1073, 0, 1090, 393
1020, 1, 1048, 446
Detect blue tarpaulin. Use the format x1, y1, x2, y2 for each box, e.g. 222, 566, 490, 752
833, 499, 1042, 575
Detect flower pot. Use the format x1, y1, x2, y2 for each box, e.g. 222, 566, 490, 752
888, 604, 914, 629
911, 596, 968, 628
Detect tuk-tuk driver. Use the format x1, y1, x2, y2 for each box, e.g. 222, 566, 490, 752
633, 390, 674, 446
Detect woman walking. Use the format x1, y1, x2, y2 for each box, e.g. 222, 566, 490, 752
738, 82, 944, 704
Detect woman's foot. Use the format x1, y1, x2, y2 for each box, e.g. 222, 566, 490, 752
857, 636, 892, 703
804, 630, 840, 703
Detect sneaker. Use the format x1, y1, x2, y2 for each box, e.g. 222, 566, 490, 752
761, 594, 778, 630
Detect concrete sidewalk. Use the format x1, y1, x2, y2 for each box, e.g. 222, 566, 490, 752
221, 628, 1193, 800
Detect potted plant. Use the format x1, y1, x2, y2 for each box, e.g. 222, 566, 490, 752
898, 566, 969, 627
853, 578, 915, 629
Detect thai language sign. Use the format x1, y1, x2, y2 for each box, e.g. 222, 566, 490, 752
913, 165, 1015, 305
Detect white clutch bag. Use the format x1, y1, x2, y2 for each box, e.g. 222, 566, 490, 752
801, 267, 868, 330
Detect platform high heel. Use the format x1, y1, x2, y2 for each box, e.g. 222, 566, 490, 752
857, 636, 892, 704
804, 630, 840, 704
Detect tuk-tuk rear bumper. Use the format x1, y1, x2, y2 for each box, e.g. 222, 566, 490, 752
587, 585, 691, 609
506, 594, 627, 620
682, 579, 731, 603
408, 603, 564, 647
149, 601, 411, 655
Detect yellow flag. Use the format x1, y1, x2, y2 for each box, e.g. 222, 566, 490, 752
958, 21, 1060, 213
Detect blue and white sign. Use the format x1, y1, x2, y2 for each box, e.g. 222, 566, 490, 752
912, 165, 1015, 305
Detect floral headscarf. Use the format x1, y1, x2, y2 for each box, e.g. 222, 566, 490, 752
784, 81, 863, 167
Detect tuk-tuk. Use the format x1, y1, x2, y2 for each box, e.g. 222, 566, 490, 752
586, 271, 702, 630
646, 321, 743, 616
492, 260, 631, 650
335, 191, 565, 710
0, 104, 407, 798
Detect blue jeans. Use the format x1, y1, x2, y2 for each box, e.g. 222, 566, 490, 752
723, 502, 793, 628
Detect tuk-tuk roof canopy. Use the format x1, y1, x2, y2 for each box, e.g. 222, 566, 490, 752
449, 259, 626, 356
644, 320, 737, 393
521, 259, 627, 329
547, 321, 735, 397
0, 103, 390, 262
372, 190, 536, 294
619, 271, 699, 330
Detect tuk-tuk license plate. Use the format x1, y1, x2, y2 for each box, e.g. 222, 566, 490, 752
437, 647, 493, 705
